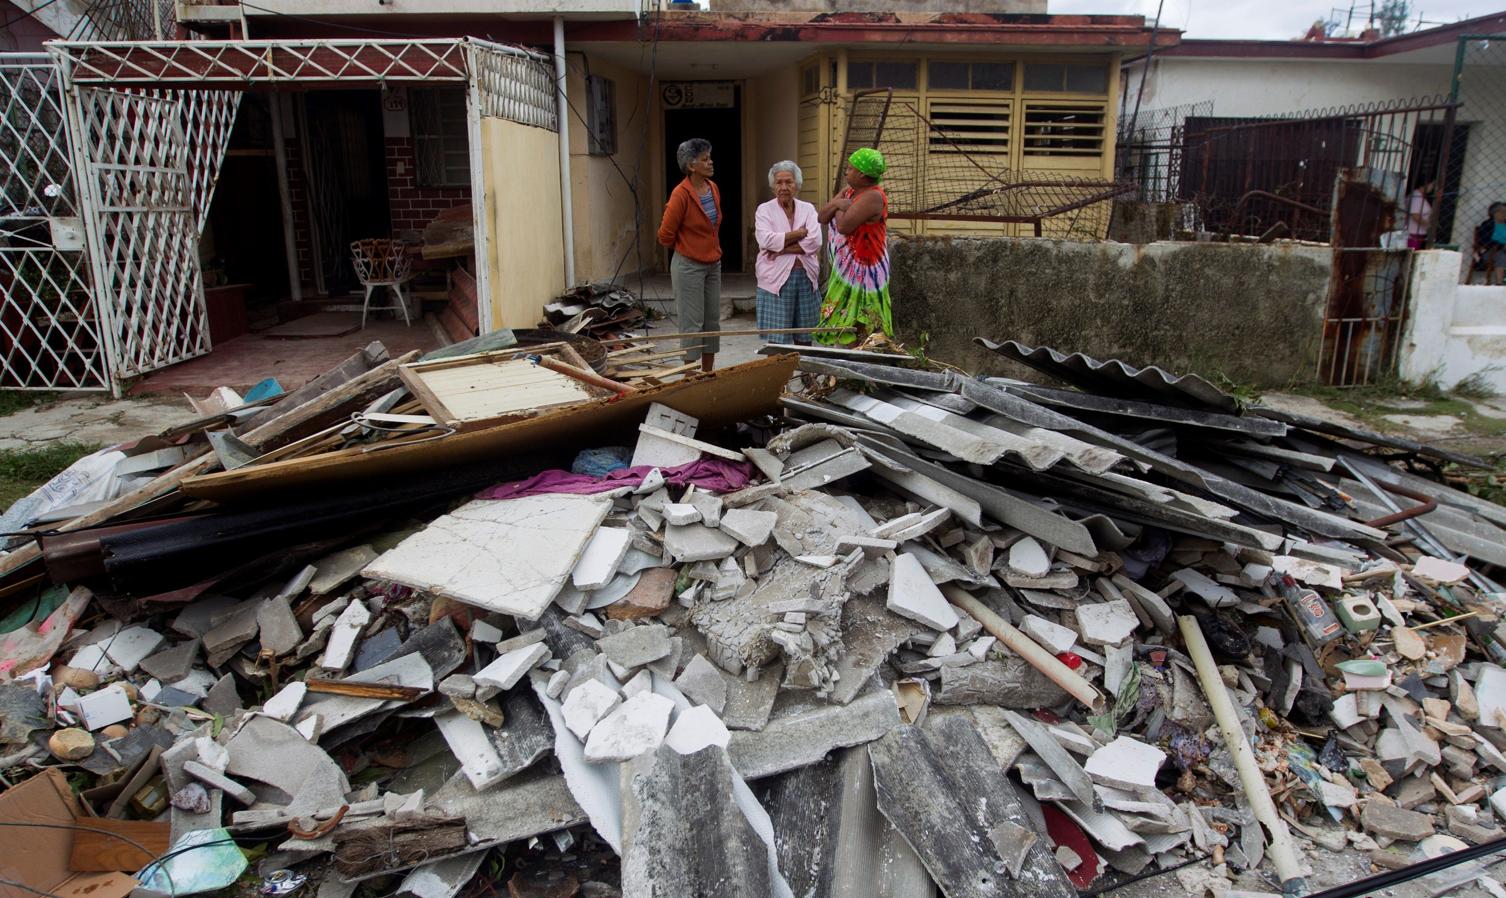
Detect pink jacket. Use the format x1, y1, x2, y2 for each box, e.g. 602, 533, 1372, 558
754, 197, 822, 295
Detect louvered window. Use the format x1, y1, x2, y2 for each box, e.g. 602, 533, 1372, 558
1022, 103, 1106, 157
927, 100, 1012, 156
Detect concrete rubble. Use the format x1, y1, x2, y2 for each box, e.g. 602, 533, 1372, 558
4, 334, 1506, 898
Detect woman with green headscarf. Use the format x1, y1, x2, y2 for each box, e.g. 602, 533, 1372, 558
815, 147, 892, 345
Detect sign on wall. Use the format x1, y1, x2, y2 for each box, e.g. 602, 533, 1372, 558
661, 81, 735, 109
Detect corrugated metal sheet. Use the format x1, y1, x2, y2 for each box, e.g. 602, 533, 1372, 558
975, 339, 1240, 412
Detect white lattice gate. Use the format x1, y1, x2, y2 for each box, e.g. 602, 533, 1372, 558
72, 86, 211, 381
0, 55, 107, 390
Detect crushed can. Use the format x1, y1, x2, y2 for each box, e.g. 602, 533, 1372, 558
259, 870, 308, 897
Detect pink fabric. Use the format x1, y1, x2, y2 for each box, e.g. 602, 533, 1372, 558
754, 197, 822, 295
477, 458, 754, 501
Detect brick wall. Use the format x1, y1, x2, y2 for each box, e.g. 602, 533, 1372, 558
385, 137, 471, 237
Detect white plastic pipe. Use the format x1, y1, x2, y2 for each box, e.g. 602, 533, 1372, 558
1179, 614, 1307, 896
553, 16, 576, 288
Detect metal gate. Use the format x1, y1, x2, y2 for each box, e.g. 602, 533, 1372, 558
0, 55, 107, 390
72, 86, 211, 381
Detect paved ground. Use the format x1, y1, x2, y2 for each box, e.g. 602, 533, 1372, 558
0, 395, 200, 452
128, 317, 444, 396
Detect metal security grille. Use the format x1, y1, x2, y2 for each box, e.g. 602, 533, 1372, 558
74, 87, 210, 379
1319, 248, 1412, 387
462, 39, 558, 131
1448, 36, 1506, 278
0, 56, 106, 390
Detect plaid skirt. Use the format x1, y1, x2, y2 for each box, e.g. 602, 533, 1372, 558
755, 269, 820, 344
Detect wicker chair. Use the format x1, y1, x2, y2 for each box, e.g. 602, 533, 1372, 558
349, 238, 415, 327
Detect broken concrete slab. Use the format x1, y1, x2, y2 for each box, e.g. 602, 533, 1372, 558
363, 495, 612, 621
583, 692, 675, 763
886, 553, 959, 632
319, 599, 371, 671
1085, 736, 1166, 792
720, 508, 778, 548
674, 653, 729, 714
1007, 538, 1051, 577
1171, 568, 1238, 608
606, 567, 676, 621
139, 639, 200, 683
1361, 801, 1436, 842
563, 680, 622, 740
934, 655, 1069, 708
664, 522, 740, 564
473, 643, 550, 698
1021, 615, 1078, 654
1001, 710, 1098, 809
666, 704, 731, 754
597, 624, 673, 670
573, 527, 633, 591
729, 690, 901, 780
225, 716, 350, 817
435, 709, 508, 789
256, 597, 303, 657
309, 544, 380, 595
723, 662, 784, 732
1076, 601, 1139, 647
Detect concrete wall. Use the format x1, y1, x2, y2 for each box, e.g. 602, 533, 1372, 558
567, 54, 658, 285
482, 117, 565, 328
889, 236, 1332, 387
1126, 57, 1452, 118
1401, 249, 1506, 393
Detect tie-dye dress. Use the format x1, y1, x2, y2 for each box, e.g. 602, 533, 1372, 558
817, 186, 892, 345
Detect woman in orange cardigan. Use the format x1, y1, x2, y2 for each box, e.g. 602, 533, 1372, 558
657, 138, 722, 372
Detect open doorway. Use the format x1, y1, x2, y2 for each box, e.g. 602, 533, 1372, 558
663, 81, 743, 272
1412, 120, 1471, 244
302, 89, 391, 296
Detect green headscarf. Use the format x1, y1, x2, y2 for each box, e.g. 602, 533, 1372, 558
848, 147, 886, 182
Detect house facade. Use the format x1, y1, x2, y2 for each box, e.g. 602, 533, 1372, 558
1120, 11, 1506, 256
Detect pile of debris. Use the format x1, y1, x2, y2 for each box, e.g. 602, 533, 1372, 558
2, 334, 1506, 898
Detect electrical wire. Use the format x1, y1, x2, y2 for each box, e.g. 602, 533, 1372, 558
0, 821, 178, 895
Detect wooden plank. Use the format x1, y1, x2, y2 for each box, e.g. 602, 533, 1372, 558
306, 679, 427, 701
181, 356, 798, 504
68, 818, 171, 872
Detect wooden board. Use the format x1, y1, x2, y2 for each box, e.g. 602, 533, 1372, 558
182, 355, 798, 503
68, 818, 171, 872
398, 344, 605, 429
262, 312, 363, 339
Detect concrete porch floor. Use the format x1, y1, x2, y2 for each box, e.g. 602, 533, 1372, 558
129, 317, 444, 397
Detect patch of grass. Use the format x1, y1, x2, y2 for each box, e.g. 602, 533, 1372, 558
0, 391, 58, 419
1455, 370, 1502, 402
0, 441, 102, 508
1282, 379, 1506, 440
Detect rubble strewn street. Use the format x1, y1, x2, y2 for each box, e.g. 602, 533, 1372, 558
3, 329, 1506, 898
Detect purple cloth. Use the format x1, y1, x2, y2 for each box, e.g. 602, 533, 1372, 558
477, 458, 754, 501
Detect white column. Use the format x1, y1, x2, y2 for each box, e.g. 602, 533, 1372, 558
553, 16, 576, 288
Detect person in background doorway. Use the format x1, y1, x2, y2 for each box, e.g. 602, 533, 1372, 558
1473, 202, 1506, 285
657, 138, 722, 371
816, 148, 892, 345
1406, 179, 1437, 250
754, 161, 822, 344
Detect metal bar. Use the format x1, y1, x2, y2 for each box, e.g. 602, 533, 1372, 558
64, 84, 124, 397
463, 47, 490, 333
1426, 103, 1456, 245
1364, 479, 1438, 529
553, 17, 575, 289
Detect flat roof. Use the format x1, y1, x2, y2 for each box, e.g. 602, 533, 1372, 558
1151, 10, 1506, 61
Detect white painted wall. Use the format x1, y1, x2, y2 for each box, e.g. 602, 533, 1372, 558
1125, 57, 1453, 118
1401, 249, 1506, 392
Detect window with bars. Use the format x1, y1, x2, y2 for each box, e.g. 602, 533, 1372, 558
410, 88, 470, 188
847, 60, 918, 91
927, 99, 1012, 155
1022, 103, 1107, 157
927, 61, 1014, 92
1023, 63, 1109, 95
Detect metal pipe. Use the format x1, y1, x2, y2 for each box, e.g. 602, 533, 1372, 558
1363, 478, 1437, 528
269, 93, 302, 303
553, 16, 576, 289
1179, 614, 1307, 897
941, 584, 1104, 712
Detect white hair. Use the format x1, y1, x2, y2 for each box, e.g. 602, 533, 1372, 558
768, 160, 803, 191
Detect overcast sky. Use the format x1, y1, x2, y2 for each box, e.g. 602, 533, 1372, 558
1048, 0, 1504, 39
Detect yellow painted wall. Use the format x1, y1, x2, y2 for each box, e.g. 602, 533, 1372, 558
566, 54, 658, 284
482, 117, 565, 328
746, 65, 802, 246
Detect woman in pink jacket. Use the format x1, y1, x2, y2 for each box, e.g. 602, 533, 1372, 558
753, 161, 822, 345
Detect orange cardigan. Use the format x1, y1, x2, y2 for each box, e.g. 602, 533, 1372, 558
657, 177, 723, 264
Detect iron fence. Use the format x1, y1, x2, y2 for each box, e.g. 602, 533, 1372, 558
1116, 96, 1458, 244
1319, 248, 1412, 387
1449, 36, 1506, 283
1114, 100, 1213, 203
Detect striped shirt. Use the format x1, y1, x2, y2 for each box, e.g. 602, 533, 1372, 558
697, 188, 718, 226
